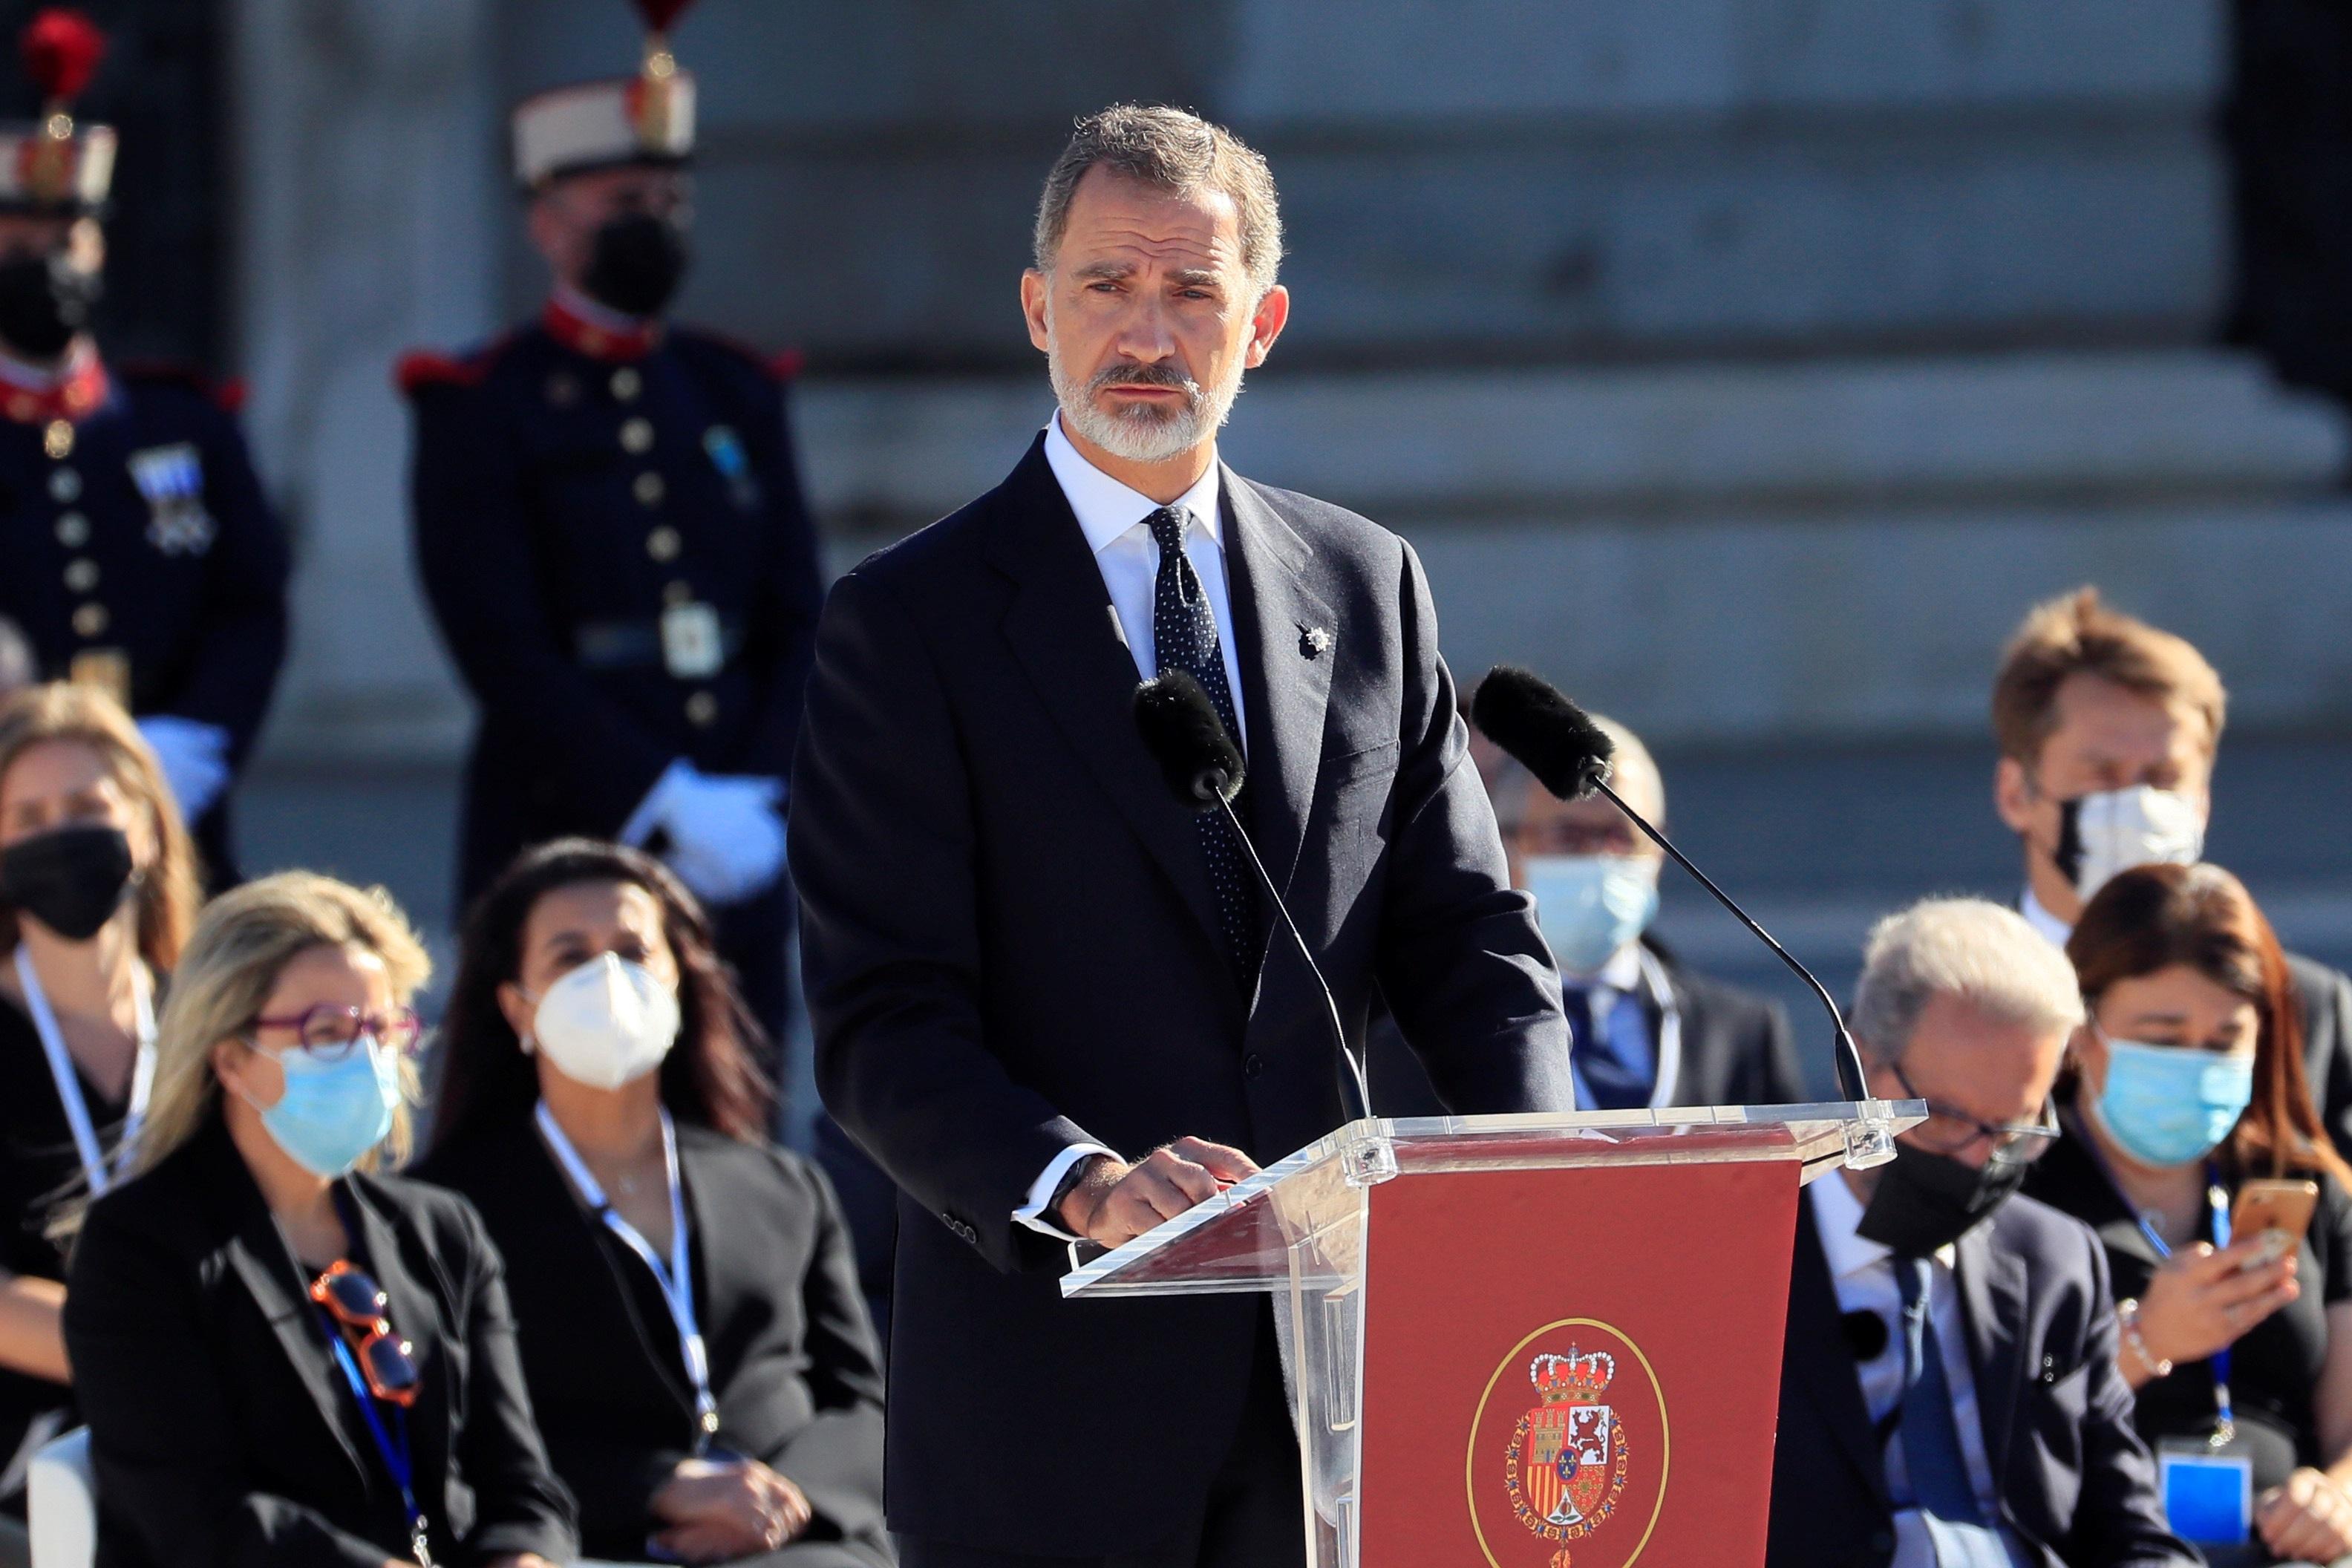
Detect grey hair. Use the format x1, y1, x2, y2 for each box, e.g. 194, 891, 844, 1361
1851, 898, 2084, 1064
1033, 104, 1284, 295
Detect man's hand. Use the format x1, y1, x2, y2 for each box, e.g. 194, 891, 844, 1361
2257, 1467, 2352, 1563
1056, 1137, 1260, 1248
650, 1456, 812, 1563
2135, 1235, 2298, 1370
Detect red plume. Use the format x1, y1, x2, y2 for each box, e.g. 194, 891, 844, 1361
21, 8, 105, 105
631, 0, 696, 35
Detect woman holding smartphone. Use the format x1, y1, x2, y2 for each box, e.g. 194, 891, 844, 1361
2025, 862, 2352, 1566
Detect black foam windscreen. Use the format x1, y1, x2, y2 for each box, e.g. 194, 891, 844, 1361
1132, 672, 1246, 811
1469, 666, 1615, 802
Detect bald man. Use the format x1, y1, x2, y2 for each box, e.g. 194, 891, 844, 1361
1373, 713, 1809, 1114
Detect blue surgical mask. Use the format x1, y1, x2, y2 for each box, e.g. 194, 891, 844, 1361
1523, 855, 1659, 978
246, 1037, 402, 1177
2093, 1034, 2253, 1168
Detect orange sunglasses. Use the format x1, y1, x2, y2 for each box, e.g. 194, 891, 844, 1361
310, 1261, 421, 1408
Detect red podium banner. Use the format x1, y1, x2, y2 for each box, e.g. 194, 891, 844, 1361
1359, 1158, 1801, 1567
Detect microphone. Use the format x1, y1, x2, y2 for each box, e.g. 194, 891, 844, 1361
1131, 672, 1373, 1126
1471, 665, 1871, 1102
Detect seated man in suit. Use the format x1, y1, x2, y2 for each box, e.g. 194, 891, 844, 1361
1768, 896, 2193, 1568
1371, 710, 1807, 1114
1990, 586, 2352, 1158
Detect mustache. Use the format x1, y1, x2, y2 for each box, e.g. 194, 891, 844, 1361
1087, 361, 1199, 399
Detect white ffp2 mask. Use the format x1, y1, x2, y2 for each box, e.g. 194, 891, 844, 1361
2056, 785, 2204, 904
527, 953, 682, 1091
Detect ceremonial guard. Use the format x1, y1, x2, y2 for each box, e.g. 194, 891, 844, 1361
402, 0, 824, 1044
0, 9, 288, 882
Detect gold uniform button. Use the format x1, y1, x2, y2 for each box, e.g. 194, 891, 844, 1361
63, 559, 99, 592
54, 512, 89, 547
610, 367, 641, 402
664, 580, 694, 607
48, 467, 79, 502
646, 525, 682, 562
43, 419, 74, 460
633, 471, 665, 506
620, 416, 655, 454
71, 603, 108, 637
685, 691, 719, 727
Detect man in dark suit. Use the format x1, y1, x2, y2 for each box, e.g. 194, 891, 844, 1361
1769, 897, 2192, 1567
1374, 710, 1808, 1115
1989, 587, 2352, 1158
789, 105, 1573, 1567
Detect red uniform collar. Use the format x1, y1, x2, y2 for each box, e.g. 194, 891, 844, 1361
543, 290, 664, 362
0, 342, 108, 425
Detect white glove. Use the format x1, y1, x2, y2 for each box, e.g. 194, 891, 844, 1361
624, 762, 785, 906
135, 716, 232, 822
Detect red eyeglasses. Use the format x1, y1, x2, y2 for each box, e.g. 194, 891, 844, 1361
310, 1261, 419, 1407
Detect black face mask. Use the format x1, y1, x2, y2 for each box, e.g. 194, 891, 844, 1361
0, 824, 136, 941
579, 212, 689, 318
0, 249, 99, 361
1853, 1140, 2030, 1258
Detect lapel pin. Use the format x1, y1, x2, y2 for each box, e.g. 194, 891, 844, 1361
1298, 625, 1332, 660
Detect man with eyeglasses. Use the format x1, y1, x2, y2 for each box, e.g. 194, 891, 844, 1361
1767, 898, 2194, 1568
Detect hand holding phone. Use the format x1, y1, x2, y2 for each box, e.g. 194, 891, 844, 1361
2232, 1178, 2320, 1261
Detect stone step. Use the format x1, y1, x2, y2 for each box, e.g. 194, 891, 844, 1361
797, 350, 2350, 528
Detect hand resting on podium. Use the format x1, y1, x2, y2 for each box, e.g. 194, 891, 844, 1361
1056, 1137, 1261, 1248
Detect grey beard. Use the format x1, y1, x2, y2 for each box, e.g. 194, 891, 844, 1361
1048, 350, 1245, 464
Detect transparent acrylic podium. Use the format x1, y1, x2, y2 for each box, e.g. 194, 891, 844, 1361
1064, 1101, 1921, 1568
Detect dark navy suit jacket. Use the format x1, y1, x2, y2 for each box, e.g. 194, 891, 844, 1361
1768, 1189, 2195, 1568
789, 434, 1573, 1554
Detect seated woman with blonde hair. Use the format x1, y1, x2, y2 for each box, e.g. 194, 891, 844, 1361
0, 684, 199, 1548
61, 871, 576, 1568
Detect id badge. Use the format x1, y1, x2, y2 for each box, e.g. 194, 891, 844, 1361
2159, 1448, 2253, 1544
660, 602, 724, 679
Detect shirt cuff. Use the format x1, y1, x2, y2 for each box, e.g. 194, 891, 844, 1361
619, 758, 696, 847
1013, 1143, 1120, 1241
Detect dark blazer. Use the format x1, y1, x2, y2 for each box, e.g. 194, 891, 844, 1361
60, 1117, 577, 1568
1368, 937, 1807, 1117
788, 434, 1573, 1553
1768, 1189, 2194, 1568
2287, 950, 2352, 1163
414, 1120, 889, 1566
402, 317, 823, 899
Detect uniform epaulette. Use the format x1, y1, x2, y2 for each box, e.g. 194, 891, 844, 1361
682, 327, 801, 383
395, 334, 513, 398
768, 347, 805, 382
117, 359, 245, 413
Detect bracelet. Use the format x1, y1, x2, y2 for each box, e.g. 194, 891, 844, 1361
2117, 1298, 2174, 1380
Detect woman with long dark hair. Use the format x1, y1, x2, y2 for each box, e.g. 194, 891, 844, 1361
416, 840, 887, 1567
2025, 862, 2352, 1565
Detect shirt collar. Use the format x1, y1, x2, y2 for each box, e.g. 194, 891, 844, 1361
1809, 1168, 1956, 1277
0, 339, 106, 424
1043, 413, 1223, 557
1566, 941, 1645, 994
543, 283, 664, 361
2020, 885, 2073, 950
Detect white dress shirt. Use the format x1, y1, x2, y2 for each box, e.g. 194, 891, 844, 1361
1809, 1172, 2022, 1566
2019, 886, 2072, 950
1012, 415, 1252, 1245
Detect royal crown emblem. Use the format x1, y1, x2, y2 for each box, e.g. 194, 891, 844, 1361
1506, 1344, 1631, 1566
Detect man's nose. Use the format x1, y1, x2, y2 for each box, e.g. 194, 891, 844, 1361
1111, 295, 1178, 363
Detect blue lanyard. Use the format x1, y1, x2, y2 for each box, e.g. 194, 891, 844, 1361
2122, 1161, 2236, 1446
321, 1314, 433, 1565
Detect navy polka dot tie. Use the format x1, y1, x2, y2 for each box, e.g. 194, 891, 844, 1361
1147, 505, 1261, 982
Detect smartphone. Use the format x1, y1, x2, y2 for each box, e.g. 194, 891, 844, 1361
2231, 1178, 2320, 1252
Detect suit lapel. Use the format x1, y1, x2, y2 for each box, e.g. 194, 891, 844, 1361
1955, 1221, 2028, 1481
347, 1177, 450, 1508
216, 1162, 367, 1486
987, 438, 1226, 961
1221, 472, 1335, 903
1786, 1197, 1888, 1503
